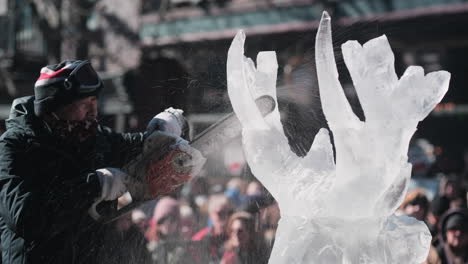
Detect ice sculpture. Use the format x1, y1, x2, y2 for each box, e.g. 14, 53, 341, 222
227, 11, 450, 264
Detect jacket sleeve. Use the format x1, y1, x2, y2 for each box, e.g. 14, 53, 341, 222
0, 133, 102, 242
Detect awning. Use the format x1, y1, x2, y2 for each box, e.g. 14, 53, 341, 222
141, 4, 322, 45
140, 0, 468, 45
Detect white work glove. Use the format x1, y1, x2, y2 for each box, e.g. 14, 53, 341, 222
147, 107, 185, 137
96, 168, 128, 201
88, 168, 128, 220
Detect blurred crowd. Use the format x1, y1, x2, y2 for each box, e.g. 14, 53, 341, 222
104, 173, 468, 264
397, 177, 468, 264
103, 177, 279, 264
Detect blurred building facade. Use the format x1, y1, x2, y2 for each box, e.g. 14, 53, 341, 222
1, 0, 468, 172
132, 0, 468, 170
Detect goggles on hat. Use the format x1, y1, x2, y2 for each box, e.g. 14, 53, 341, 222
63, 61, 102, 93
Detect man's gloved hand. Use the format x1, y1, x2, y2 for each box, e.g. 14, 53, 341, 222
147, 107, 186, 137
124, 131, 206, 201
89, 168, 129, 220
96, 168, 128, 201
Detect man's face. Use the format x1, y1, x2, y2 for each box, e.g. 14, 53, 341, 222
210, 204, 233, 234
56, 96, 98, 121
157, 213, 180, 239
446, 227, 468, 249
229, 219, 250, 248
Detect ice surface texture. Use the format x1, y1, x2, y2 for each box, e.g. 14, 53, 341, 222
226, 11, 450, 264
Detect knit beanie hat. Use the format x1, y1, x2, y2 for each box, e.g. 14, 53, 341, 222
34, 60, 103, 116
445, 214, 467, 230
439, 209, 468, 241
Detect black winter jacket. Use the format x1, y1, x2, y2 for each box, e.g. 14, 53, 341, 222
0, 96, 145, 264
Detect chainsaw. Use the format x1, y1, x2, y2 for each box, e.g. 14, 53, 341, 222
91, 95, 276, 223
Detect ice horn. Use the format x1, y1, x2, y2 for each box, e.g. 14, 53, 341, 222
315, 11, 360, 130
227, 30, 268, 130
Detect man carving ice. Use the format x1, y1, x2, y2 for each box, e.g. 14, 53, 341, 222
0, 60, 202, 264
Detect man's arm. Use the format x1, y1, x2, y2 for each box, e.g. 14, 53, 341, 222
0, 134, 102, 241
100, 107, 189, 170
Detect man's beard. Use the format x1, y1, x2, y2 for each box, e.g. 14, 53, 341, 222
48, 117, 99, 144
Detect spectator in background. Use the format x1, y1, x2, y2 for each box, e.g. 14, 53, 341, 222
436, 209, 468, 264
241, 181, 274, 215
221, 212, 269, 264
400, 188, 430, 221
179, 203, 197, 241
440, 179, 463, 201
246, 181, 263, 197
408, 137, 436, 178
224, 177, 248, 207
399, 190, 443, 264
192, 194, 234, 263
182, 177, 210, 230
237, 181, 276, 257
132, 209, 149, 235
428, 195, 451, 241
439, 178, 468, 210
145, 197, 190, 264
259, 201, 280, 250
99, 193, 151, 263
99, 212, 151, 264
449, 195, 467, 211
422, 246, 442, 264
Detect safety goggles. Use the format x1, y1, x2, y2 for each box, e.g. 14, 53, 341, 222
63, 61, 102, 93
